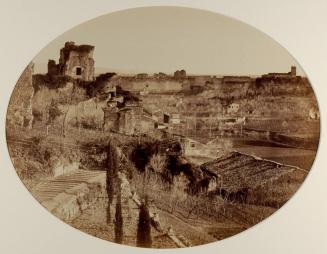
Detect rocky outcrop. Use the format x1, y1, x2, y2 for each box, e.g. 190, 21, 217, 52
7, 62, 34, 128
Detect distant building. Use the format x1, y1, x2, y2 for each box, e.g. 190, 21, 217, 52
262, 66, 297, 79
180, 137, 208, 157
222, 76, 251, 86
170, 114, 181, 124
161, 113, 181, 125
227, 103, 240, 114
103, 98, 145, 135
291, 66, 296, 76
118, 108, 137, 135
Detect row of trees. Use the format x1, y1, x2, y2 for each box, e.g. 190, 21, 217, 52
106, 141, 152, 247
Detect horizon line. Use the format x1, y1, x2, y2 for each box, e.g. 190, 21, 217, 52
32, 62, 306, 78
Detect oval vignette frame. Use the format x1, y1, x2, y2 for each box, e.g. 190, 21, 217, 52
5, 6, 320, 249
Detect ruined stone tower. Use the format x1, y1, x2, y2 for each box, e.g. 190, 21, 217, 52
48, 41, 95, 81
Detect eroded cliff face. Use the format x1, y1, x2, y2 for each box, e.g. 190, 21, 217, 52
7, 62, 35, 128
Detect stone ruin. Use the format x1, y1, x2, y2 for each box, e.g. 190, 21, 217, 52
48, 41, 95, 81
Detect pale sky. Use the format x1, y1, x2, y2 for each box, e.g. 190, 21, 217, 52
33, 6, 305, 76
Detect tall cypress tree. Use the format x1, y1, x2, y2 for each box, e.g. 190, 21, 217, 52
106, 140, 118, 224
114, 182, 123, 244
106, 171, 114, 224
107, 140, 118, 176
136, 197, 152, 248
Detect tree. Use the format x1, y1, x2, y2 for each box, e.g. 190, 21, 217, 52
106, 172, 114, 224
114, 182, 123, 244
46, 99, 62, 135
62, 81, 75, 137
47, 100, 62, 123
106, 141, 119, 224
136, 197, 152, 248
107, 141, 118, 176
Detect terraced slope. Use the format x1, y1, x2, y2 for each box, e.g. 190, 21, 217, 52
31, 170, 106, 221
33, 170, 105, 202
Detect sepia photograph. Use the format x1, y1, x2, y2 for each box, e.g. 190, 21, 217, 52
5, 6, 320, 248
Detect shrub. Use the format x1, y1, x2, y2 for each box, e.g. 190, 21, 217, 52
149, 154, 166, 174
47, 100, 62, 124
130, 143, 155, 172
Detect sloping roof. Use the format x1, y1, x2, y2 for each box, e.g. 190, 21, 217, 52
200, 152, 305, 192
